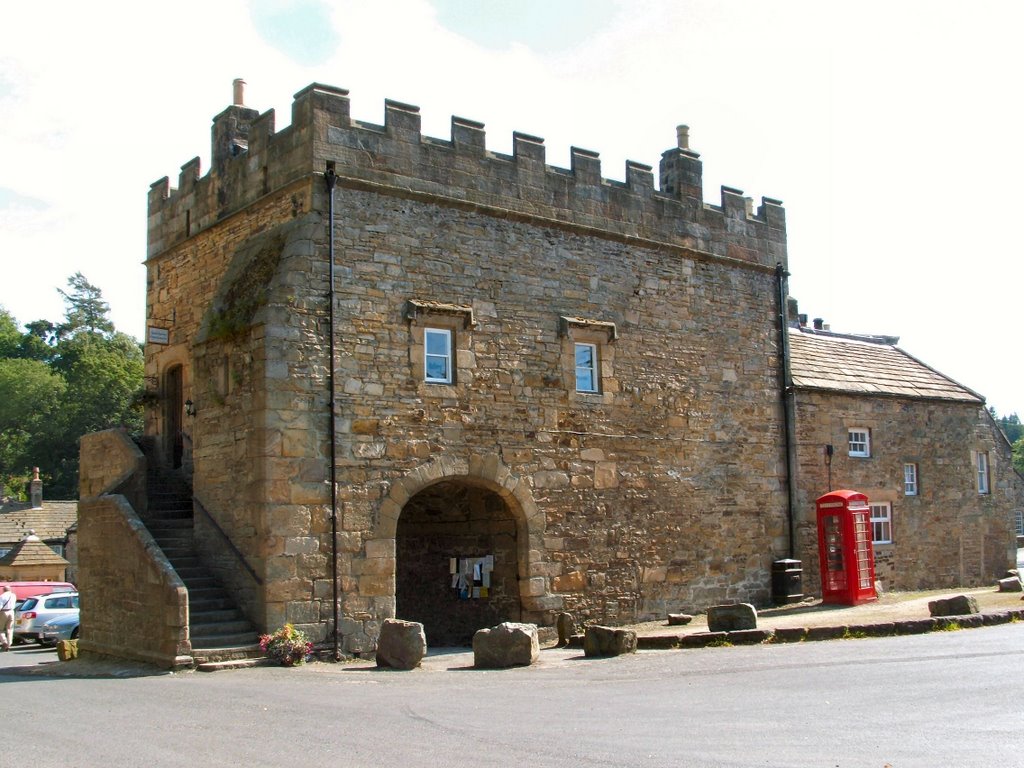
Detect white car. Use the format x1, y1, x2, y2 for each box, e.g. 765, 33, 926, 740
14, 592, 79, 644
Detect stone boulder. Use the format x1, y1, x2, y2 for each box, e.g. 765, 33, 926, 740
376, 618, 427, 670
556, 612, 576, 647
56, 639, 78, 662
473, 622, 539, 668
928, 595, 980, 617
667, 613, 693, 626
707, 603, 757, 632
998, 576, 1023, 593
583, 625, 637, 657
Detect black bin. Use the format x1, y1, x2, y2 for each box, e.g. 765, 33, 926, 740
771, 558, 803, 605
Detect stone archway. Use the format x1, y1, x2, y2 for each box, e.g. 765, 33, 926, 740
367, 454, 556, 644
396, 480, 520, 645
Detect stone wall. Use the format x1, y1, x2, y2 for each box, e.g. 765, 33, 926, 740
78, 428, 146, 512
76, 494, 190, 668
793, 393, 1021, 591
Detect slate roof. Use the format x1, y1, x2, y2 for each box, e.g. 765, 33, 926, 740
0, 535, 70, 568
789, 329, 983, 403
0, 501, 78, 545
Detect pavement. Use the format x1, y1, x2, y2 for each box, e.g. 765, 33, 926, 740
3, 556, 1023, 678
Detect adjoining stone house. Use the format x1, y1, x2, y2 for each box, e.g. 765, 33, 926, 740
787, 321, 1024, 591
0, 468, 77, 582
79, 80, 791, 659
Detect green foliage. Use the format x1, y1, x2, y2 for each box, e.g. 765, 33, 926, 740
935, 620, 962, 632
1013, 438, 1024, 476
991, 407, 1023, 444
0, 276, 143, 499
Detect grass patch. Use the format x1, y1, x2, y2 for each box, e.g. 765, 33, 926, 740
935, 620, 962, 632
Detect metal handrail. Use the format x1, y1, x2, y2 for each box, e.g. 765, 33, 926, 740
193, 496, 264, 586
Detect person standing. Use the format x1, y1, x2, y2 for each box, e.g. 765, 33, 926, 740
0, 585, 16, 651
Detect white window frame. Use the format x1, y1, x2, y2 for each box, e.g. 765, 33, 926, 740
977, 451, 990, 494
574, 342, 598, 393
903, 463, 918, 496
424, 327, 453, 384
1015, 509, 1023, 537
870, 502, 892, 544
848, 428, 871, 458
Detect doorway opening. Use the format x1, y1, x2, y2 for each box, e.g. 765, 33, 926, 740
164, 365, 183, 469
396, 479, 522, 646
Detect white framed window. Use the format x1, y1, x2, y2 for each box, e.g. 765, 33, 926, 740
575, 342, 598, 393
1015, 509, 1023, 536
870, 502, 892, 544
903, 463, 918, 496
977, 451, 990, 494
848, 428, 870, 458
424, 327, 453, 384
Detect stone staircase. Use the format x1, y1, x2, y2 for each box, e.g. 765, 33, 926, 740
144, 471, 262, 665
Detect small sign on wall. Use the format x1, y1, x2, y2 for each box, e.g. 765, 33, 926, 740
450, 555, 494, 599
148, 327, 170, 345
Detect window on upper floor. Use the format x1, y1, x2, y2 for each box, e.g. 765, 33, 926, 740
848, 428, 871, 458
574, 342, 598, 393
977, 451, 990, 494
870, 502, 892, 544
560, 315, 617, 398
405, 299, 475, 389
424, 327, 453, 384
903, 463, 918, 496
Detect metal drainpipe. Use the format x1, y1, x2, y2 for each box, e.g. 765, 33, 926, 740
775, 262, 797, 559
325, 167, 341, 661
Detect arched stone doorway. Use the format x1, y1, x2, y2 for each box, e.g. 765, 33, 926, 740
396, 480, 521, 646
164, 365, 184, 469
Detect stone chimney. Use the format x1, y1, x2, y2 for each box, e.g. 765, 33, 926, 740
30, 467, 42, 509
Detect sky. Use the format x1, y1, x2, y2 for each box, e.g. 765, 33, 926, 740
1, 0, 1021, 416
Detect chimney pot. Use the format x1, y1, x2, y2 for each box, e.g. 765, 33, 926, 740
813, 317, 824, 330
233, 78, 246, 107
676, 124, 690, 150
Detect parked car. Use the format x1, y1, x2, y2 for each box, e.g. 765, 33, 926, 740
0, 581, 75, 609
38, 612, 80, 646
14, 592, 79, 644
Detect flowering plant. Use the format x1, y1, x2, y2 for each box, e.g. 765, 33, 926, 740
259, 623, 313, 666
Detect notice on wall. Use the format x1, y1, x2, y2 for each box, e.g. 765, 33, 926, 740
450, 555, 493, 599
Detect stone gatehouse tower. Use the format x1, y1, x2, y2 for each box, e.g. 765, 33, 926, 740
141, 81, 789, 653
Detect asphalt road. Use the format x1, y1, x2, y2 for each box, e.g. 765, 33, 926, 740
3, 623, 1022, 768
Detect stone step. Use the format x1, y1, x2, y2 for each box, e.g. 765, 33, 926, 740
191, 608, 246, 624
191, 619, 255, 637
182, 576, 220, 590
189, 595, 240, 612
192, 631, 261, 650
192, 644, 266, 667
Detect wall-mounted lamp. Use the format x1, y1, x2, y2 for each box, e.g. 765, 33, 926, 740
185, 399, 196, 417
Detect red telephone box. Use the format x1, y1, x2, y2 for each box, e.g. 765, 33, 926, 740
816, 489, 877, 605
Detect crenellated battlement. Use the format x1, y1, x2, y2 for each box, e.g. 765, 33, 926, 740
148, 82, 785, 267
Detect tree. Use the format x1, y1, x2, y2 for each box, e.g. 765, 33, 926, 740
1014, 437, 1024, 476
0, 278, 143, 498
56, 272, 114, 339
0, 358, 66, 497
